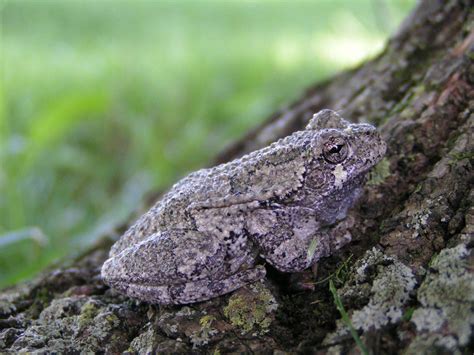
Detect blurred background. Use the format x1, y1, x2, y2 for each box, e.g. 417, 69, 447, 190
0, 0, 415, 288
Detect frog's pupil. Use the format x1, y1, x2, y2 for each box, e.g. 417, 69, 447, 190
329, 144, 343, 154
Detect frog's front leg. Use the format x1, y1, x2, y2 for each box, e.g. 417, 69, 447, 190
102, 229, 264, 304
247, 206, 334, 273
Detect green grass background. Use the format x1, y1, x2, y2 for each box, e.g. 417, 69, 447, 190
0, 0, 415, 288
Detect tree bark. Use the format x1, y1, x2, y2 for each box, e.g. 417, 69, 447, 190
1, 0, 473, 353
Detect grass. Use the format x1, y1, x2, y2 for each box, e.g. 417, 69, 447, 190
0, 0, 415, 288
329, 279, 369, 354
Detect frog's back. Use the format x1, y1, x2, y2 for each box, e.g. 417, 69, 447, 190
110, 129, 314, 256
165, 129, 313, 205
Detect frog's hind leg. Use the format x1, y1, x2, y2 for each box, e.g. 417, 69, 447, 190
123, 265, 266, 304
102, 229, 265, 304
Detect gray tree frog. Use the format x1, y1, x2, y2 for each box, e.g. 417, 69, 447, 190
101, 110, 386, 304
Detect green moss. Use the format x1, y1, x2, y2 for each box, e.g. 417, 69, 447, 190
104, 312, 120, 325
36, 287, 52, 303
223, 283, 277, 334
78, 301, 100, 328
451, 152, 474, 161
380, 83, 426, 124
225, 296, 255, 333
367, 158, 391, 186
199, 315, 216, 328
190, 315, 218, 348
28, 287, 53, 318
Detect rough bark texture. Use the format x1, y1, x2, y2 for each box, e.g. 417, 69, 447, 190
1, 1, 473, 353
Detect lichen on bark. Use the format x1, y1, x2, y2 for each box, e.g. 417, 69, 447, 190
1, 0, 473, 353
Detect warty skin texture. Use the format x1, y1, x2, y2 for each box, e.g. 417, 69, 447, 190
101, 110, 386, 304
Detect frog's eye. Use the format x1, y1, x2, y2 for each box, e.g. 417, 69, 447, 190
323, 136, 348, 164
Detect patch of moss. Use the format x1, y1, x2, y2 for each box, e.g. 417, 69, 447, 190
28, 287, 54, 318
190, 315, 218, 348
383, 83, 424, 121
367, 158, 391, 186
104, 312, 120, 326
451, 151, 474, 161
223, 282, 278, 335
199, 315, 216, 328
78, 301, 100, 328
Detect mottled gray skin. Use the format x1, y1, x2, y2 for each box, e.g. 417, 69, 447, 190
102, 110, 386, 304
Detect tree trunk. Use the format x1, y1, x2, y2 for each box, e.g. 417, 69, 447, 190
1, 1, 473, 353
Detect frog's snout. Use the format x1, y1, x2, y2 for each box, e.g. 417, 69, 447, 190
349, 123, 387, 166
101, 251, 134, 289
101, 257, 117, 285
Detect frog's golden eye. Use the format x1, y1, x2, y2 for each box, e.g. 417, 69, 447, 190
323, 136, 348, 164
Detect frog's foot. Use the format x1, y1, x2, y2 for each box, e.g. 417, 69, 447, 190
111, 266, 266, 305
